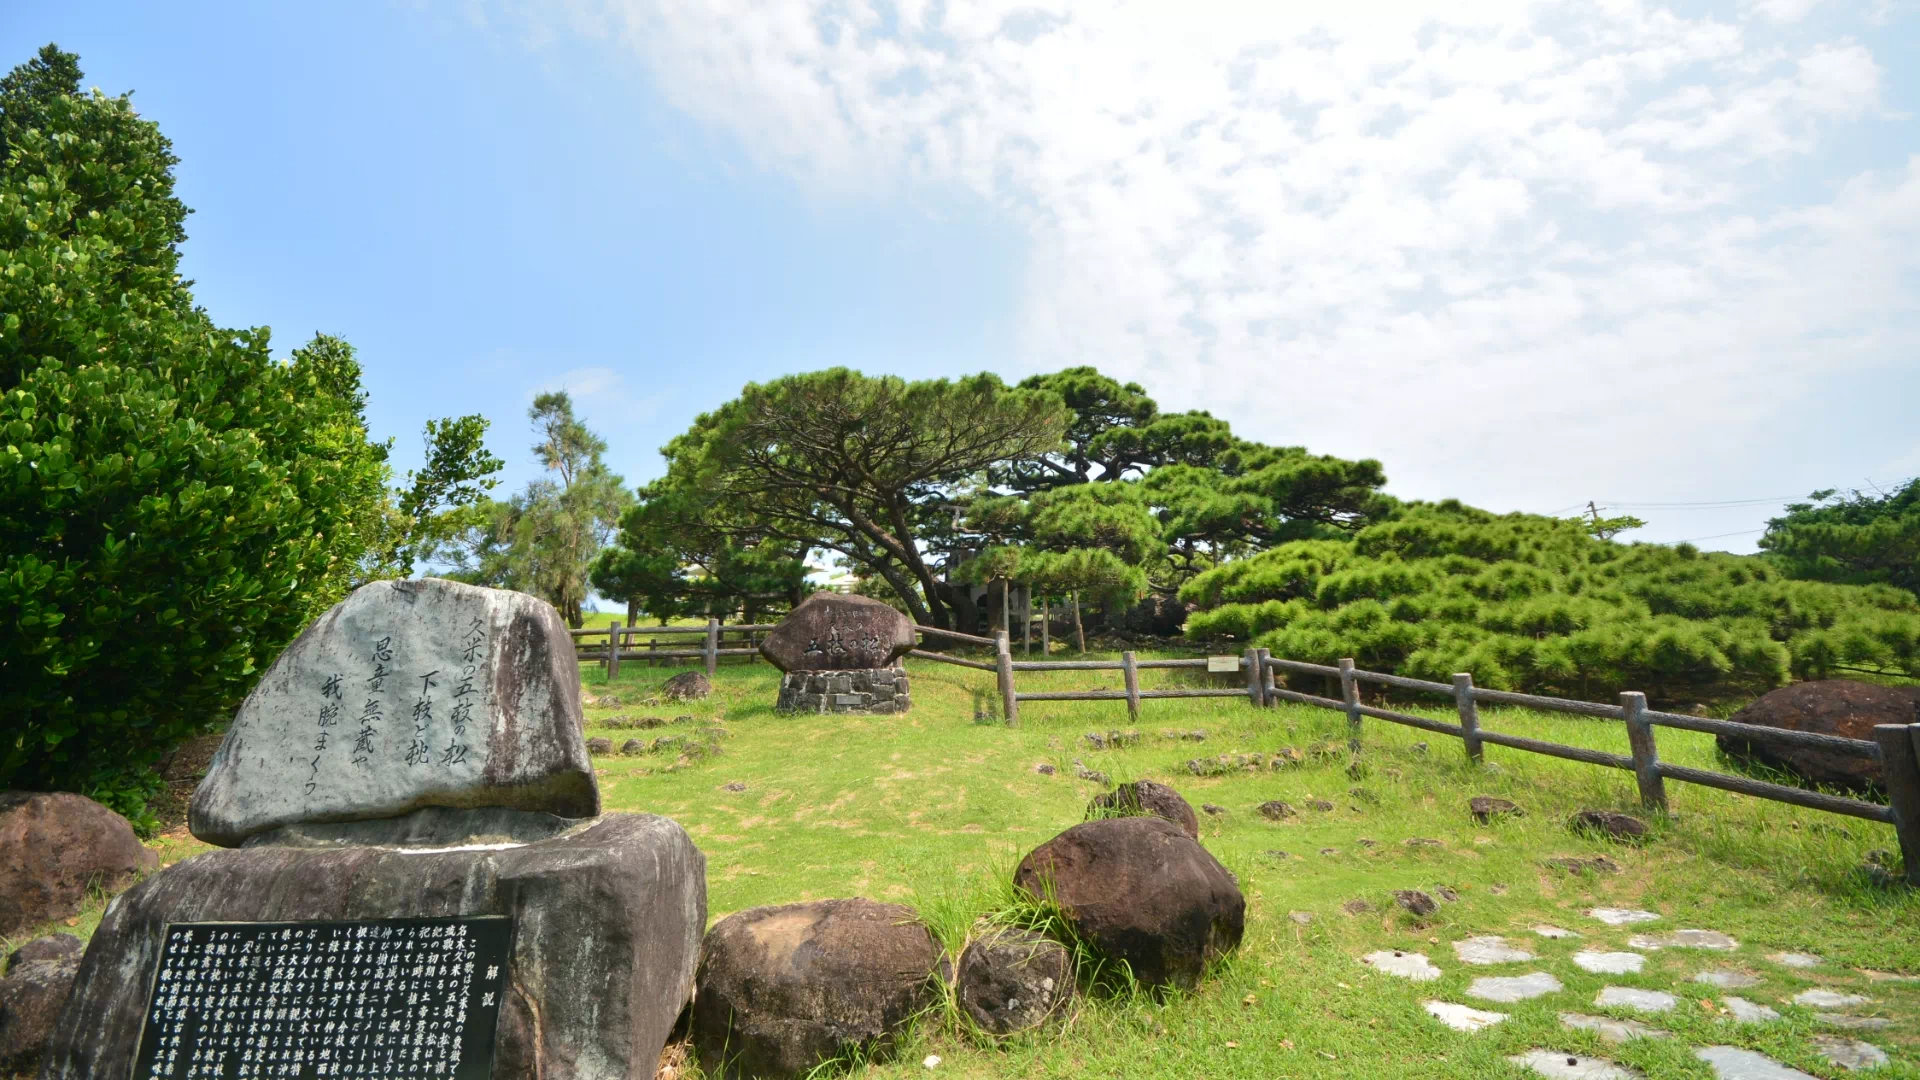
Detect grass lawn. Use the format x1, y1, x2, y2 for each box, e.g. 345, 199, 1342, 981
14, 649, 1916, 1079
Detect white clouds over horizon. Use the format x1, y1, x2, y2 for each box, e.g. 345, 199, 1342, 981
485, 0, 1917, 547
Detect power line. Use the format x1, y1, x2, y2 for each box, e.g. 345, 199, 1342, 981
1653, 529, 1765, 545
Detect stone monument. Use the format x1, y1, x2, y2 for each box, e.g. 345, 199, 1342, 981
41, 579, 706, 1080
761, 592, 915, 714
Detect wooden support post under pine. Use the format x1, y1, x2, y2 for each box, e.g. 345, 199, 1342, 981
607, 622, 621, 682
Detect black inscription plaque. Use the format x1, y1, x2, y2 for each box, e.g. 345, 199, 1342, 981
131, 916, 513, 1080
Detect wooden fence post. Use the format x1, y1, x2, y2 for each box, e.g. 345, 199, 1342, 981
1256, 648, 1274, 707
704, 617, 719, 678
607, 622, 622, 682
1071, 592, 1085, 654
1622, 691, 1667, 812
1453, 673, 1483, 764
1874, 724, 1920, 887
995, 631, 1018, 726
1041, 597, 1050, 656
1242, 647, 1262, 707
597, 626, 609, 672
1338, 658, 1362, 753
1122, 650, 1141, 724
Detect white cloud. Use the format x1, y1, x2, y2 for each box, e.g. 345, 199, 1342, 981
482, 0, 1917, 544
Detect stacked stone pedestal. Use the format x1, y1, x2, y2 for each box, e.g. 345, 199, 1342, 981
776, 667, 910, 714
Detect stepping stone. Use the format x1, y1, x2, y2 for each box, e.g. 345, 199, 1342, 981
1627, 930, 1738, 951
1696, 1046, 1819, 1080
1468, 972, 1563, 1002
1424, 1000, 1507, 1032
1721, 996, 1781, 1023
1793, 989, 1871, 1009
1594, 987, 1675, 1013
1509, 1050, 1643, 1079
1454, 936, 1536, 965
1360, 950, 1441, 981
1810, 1035, 1888, 1071
1533, 924, 1579, 939
1858, 968, 1918, 983
1573, 952, 1645, 975
1768, 952, 1822, 969
1288, 911, 1315, 926
1695, 970, 1762, 989
1558, 1012, 1671, 1044
1587, 908, 1659, 926
1817, 1014, 1891, 1031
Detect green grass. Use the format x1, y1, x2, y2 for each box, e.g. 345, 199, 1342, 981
14, 650, 1915, 1079
583, 651, 1919, 1079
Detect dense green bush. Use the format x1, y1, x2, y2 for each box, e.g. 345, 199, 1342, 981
1761, 479, 1919, 598
1182, 502, 1920, 704
0, 47, 373, 825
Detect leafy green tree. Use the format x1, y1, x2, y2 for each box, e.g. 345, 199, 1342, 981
0, 48, 321, 818
650, 369, 1071, 627
1182, 502, 1920, 704
1761, 480, 1920, 598
432, 392, 626, 626
588, 544, 685, 626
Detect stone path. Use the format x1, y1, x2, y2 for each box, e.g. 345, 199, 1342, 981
1468, 972, 1563, 1002
1595, 987, 1676, 1013
1572, 951, 1645, 975
1509, 1050, 1644, 1079
1360, 950, 1440, 981
1393, 918, 1899, 1077
1558, 1013, 1671, 1044
1587, 908, 1660, 926
1453, 935, 1535, 965
1423, 1000, 1506, 1032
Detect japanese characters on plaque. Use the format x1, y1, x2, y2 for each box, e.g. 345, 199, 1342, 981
304, 615, 488, 794
802, 609, 884, 665
132, 916, 513, 1080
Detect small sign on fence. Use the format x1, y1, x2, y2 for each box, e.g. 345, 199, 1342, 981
1206, 655, 1240, 673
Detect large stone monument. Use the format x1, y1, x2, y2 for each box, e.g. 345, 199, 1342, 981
41, 579, 706, 1080
761, 592, 915, 714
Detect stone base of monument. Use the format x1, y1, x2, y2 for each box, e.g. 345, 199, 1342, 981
41, 809, 705, 1080
775, 667, 910, 714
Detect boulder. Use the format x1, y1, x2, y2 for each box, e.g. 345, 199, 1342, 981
1470, 796, 1522, 822
588, 737, 614, 754
1571, 810, 1649, 843
189, 579, 598, 847
955, 928, 1073, 1035
1720, 680, 1920, 789
0, 934, 84, 1077
1394, 890, 1439, 917
1086, 780, 1199, 838
1012, 817, 1244, 991
692, 898, 944, 1078
758, 592, 915, 673
0, 792, 158, 938
662, 671, 712, 701
39, 810, 704, 1080
1257, 800, 1296, 821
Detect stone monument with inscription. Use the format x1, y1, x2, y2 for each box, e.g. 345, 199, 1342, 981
762, 592, 916, 715
41, 579, 706, 1080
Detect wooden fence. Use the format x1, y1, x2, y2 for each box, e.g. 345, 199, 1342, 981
906, 630, 1920, 886
567, 619, 778, 679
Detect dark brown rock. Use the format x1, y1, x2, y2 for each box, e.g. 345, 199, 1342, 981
661, 671, 712, 701
1306, 799, 1335, 812
1202, 804, 1227, 816
1013, 817, 1244, 991
0, 934, 83, 1077
0, 792, 158, 939
1720, 680, 1920, 789
691, 898, 943, 1078
1470, 796, 1522, 822
1257, 800, 1296, 821
587, 737, 614, 754
954, 928, 1073, 1035
38, 810, 704, 1080
1087, 781, 1199, 839
620, 738, 645, 754
758, 592, 915, 673
1393, 890, 1439, 917
1546, 855, 1622, 874
1571, 809, 1649, 843
1341, 899, 1373, 915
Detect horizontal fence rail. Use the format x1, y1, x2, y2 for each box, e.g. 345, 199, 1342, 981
571, 618, 775, 678
899, 638, 1920, 886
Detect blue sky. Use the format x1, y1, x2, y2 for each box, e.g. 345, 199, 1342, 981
4, 1, 1916, 553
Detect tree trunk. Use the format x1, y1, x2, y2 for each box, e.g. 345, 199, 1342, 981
626, 597, 637, 626
873, 562, 934, 626
1072, 591, 1086, 653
